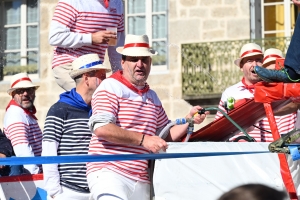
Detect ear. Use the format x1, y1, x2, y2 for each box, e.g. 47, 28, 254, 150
121, 59, 125, 69
82, 73, 89, 84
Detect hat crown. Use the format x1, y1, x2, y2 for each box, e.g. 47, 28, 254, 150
124, 34, 150, 45
263, 48, 283, 58
116, 34, 157, 57
69, 53, 111, 79
234, 43, 263, 67
72, 53, 103, 71
10, 72, 32, 88
7, 72, 39, 95
239, 43, 262, 58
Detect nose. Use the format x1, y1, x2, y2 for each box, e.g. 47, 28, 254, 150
251, 60, 258, 66
136, 59, 143, 67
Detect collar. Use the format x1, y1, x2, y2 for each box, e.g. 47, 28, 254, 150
6, 99, 37, 120
240, 78, 255, 94
110, 71, 150, 95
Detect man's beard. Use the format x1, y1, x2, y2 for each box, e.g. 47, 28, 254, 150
18, 97, 35, 110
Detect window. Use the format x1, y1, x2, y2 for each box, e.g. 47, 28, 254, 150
125, 0, 168, 72
260, 0, 298, 38
0, 0, 39, 81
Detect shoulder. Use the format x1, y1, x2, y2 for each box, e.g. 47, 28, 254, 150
56, 0, 79, 10
223, 82, 242, 92
46, 102, 69, 117
94, 78, 123, 96
220, 82, 242, 100
4, 106, 26, 125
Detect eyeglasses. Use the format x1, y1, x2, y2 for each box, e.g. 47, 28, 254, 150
245, 58, 263, 64
14, 88, 35, 95
125, 56, 150, 63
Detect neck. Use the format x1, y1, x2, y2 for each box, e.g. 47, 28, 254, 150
75, 86, 92, 105
243, 78, 255, 86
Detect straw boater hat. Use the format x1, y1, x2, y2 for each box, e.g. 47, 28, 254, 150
7, 72, 39, 95
69, 53, 111, 79
116, 34, 157, 56
234, 43, 263, 67
262, 48, 284, 67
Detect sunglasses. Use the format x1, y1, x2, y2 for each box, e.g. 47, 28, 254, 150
14, 88, 36, 95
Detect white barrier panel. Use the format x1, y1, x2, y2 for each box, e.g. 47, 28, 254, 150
0, 142, 299, 200
153, 142, 300, 200
0, 174, 46, 200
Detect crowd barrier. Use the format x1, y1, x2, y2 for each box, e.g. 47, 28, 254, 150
0, 142, 298, 200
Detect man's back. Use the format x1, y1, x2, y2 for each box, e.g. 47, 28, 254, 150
43, 101, 91, 190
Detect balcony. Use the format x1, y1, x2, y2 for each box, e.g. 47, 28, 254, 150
181, 37, 292, 100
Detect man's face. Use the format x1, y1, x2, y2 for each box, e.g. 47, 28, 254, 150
12, 87, 36, 110
85, 69, 106, 92
121, 56, 152, 86
264, 61, 276, 70
240, 55, 263, 85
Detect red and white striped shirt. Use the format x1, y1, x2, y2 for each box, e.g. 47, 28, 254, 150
87, 73, 169, 182
49, 0, 124, 69
3, 105, 42, 173
215, 81, 296, 142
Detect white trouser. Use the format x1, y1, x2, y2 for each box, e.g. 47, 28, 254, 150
52, 63, 75, 91
47, 185, 92, 200
87, 168, 150, 200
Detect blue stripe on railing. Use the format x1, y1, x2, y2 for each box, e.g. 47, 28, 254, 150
0, 151, 269, 166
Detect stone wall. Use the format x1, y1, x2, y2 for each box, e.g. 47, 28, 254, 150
0, 0, 250, 131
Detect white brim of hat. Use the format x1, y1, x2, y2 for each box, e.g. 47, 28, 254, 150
7, 84, 39, 95
116, 47, 158, 56
69, 65, 111, 79
262, 58, 276, 67
234, 52, 263, 67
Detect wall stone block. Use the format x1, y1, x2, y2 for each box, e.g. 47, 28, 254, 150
180, 0, 198, 7
190, 8, 209, 18
169, 20, 201, 42
203, 20, 219, 30
202, 30, 225, 40
227, 19, 250, 39
211, 7, 238, 18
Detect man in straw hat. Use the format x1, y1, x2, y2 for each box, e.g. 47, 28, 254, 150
254, 0, 300, 82
49, 0, 125, 91
3, 72, 42, 174
86, 34, 209, 200
262, 48, 284, 70
214, 43, 296, 142
42, 53, 110, 200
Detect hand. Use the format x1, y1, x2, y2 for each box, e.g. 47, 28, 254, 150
141, 135, 168, 153
0, 153, 6, 169
292, 0, 300, 8
186, 105, 210, 124
92, 30, 117, 44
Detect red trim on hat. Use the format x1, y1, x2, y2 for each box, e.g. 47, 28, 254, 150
11, 77, 32, 88
263, 54, 283, 63
124, 43, 149, 49
240, 49, 262, 58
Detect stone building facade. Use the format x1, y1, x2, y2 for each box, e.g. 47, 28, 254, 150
0, 0, 250, 130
